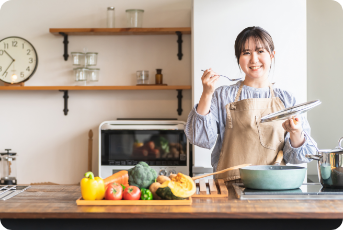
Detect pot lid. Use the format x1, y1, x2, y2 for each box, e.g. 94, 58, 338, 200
261, 100, 321, 123
318, 148, 343, 153
0, 149, 16, 156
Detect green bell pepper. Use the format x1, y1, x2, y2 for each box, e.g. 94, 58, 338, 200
140, 188, 153, 200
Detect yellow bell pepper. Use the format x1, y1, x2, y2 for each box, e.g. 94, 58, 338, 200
80, 172, 105, 200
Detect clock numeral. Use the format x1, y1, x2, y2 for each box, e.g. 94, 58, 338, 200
29, 58, 33, 63
27, 49, 31, 55
22, 43, 24, 49
0, 50, 3, 55
0, 66, 2, 72
20, 72, 24, 78
4, 43, 8, 49
26, 66, 30, 72
12, 41, 17, 47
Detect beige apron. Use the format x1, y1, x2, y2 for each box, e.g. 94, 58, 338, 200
216, 82, 286, 182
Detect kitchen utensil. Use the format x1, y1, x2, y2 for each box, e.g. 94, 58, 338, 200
0, 149, 17, 185
306, 137, 343, 189
0, 185, 31, 201
239, 150, 307, 190
192, 179, 228, 198
126, 9, 144, 28
260, 100, 321, 123
191, 164, 251, 180
136, 70, 149, 84
201, 70, 242, 81
107, 7, 115, 28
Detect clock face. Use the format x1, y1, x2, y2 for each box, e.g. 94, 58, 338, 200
0, 36, 38, 84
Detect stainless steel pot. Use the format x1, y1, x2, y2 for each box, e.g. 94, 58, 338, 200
306, 137, 343, 189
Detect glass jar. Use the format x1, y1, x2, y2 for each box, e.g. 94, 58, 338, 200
107, 7, 115, 28
0, 149, 17, 185
71, 52, 85, 66
86, 68, 100, 82
74, 67, 87, 81
136, 70, 149, 84
155, 69, 163, 84
126, 9, 144, 28
86, 52, 98, 66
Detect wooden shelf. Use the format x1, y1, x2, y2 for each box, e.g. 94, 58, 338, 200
0, 85, 191, 91
49, 27, 191, 35
0, 85, 191, 116
49, 27, 191, 61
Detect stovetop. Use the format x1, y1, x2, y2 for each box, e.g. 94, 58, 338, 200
233, 183, 343, 200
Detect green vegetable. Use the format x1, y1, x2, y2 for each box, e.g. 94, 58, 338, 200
141, 189, 153, 200
151, 136, 169, 154
128, 162, 157, 189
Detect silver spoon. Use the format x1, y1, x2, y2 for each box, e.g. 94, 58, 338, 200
201, 70, 242, 81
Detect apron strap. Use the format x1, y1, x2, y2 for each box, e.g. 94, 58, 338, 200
234, 81, 275, 102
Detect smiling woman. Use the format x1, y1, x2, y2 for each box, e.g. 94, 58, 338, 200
185, 26, 317, 182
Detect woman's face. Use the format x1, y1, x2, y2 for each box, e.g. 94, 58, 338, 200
239, 38, 275, 81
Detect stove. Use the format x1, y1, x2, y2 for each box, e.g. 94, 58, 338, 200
233, 183, 343, 200
0, 185, 30, 201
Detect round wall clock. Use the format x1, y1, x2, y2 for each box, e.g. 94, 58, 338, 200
0, 36, 38, 84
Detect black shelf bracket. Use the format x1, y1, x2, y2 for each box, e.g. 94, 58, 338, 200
177, 89, 183, 116
59, 90, 69, 115
176, 31, 183, 60
59, 32, 69, 61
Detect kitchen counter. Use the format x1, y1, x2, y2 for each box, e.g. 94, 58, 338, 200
1, 184, 343, 219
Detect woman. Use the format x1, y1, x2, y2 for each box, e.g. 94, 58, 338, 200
185, 26, 317, 182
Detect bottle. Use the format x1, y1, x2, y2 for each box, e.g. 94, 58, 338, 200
155, 69, 163, 84
107, 7, 115, 28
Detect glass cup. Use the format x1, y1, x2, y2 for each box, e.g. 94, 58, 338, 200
86, 68, 100, 82
71, 52, 86, 66
136, 70, 149, 84
86, 52, 98, 66
107, 7, 115, 28
126, 9, 144, 28
74, 67, 87, 81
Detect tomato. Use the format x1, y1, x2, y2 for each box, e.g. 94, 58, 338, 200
105, 183, 123, 200
123, 186, 141, 200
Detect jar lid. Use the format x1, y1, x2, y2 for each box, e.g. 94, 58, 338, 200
108, 7, 115, 10
126, 9, 144, 12
86, 52, 98, 54
71, 52, 84, 55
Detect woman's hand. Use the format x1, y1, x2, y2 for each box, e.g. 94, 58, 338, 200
201, 68, 220, 96
282, 116, 305, 148
196, 68, 220, 115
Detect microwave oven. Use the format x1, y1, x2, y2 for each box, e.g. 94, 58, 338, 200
99, 120, 190, 179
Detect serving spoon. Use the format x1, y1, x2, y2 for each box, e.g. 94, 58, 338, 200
201, 70, 242, 81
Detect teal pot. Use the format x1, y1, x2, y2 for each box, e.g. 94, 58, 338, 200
239, 165, 307, 190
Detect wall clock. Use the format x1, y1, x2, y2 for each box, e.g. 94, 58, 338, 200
0, 36, 38, 84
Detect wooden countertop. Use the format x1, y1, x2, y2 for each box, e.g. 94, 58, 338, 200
1, 184, 343, 219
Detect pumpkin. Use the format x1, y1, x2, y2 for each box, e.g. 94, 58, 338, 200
156, 173, 196, 200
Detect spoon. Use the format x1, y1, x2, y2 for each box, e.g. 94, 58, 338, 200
201, 70, 242, 81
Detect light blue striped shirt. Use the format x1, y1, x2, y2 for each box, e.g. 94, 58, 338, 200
185, 81, 317, 171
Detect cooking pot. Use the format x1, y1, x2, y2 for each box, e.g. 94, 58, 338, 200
306, 137, 343, 189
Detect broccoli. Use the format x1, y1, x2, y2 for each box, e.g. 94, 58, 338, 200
128, 162, 158, 189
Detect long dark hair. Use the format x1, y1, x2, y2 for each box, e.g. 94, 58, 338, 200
234, 26, 275, 67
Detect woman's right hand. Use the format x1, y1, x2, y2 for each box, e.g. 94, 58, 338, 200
201, 68, 220, 96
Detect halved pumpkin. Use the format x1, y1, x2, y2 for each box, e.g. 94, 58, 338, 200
156, 173, 196, 200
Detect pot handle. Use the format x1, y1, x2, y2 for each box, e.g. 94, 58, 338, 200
338, 137, 343, 149
305, 154, 322, 160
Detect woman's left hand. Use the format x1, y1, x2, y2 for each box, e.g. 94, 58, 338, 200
282, 116, 305, 148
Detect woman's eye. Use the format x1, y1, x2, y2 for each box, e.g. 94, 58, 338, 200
258, 50, 264, 53
243, 52, 250, 55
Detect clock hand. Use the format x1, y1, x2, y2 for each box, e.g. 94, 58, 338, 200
4, 50, 15, 61
2, 59, 14, 76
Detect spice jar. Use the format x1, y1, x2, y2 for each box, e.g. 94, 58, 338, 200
0, 149, 17, 185
155, 69, 163, 84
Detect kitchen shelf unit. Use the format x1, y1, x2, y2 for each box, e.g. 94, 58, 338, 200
49, 27, 191, 61
0, 85, 191, 116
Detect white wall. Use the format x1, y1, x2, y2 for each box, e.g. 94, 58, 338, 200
307, 0, 343, 175
0, 0, 192, 184
192, 0, 307, 168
